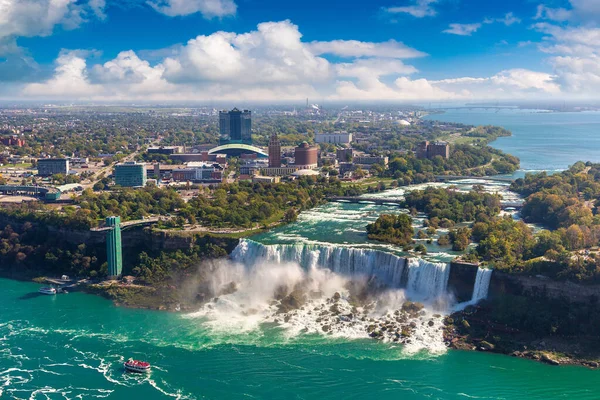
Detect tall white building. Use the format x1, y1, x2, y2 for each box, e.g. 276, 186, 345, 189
315, 132, 353, 144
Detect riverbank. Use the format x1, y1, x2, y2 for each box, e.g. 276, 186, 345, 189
443, 303, 600, 369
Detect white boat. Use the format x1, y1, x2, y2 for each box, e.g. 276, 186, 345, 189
124, 359, 151, 373
39, 287, 57, 295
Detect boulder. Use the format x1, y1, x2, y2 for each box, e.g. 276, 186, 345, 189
541, 354, 560, 366
479, 341, 495, 351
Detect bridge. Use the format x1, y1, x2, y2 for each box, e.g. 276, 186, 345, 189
501, 202, 524, 210
434, 175, 516, 183
328, 196, 404, 206
91, 217, 162, 232
329, 196, 523, 210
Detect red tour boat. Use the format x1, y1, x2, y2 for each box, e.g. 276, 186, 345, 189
124, 358, 151, 373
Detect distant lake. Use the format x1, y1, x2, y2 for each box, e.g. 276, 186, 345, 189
424, 109, 600, 171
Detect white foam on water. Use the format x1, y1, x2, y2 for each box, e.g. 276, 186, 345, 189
186, 240, 458, 355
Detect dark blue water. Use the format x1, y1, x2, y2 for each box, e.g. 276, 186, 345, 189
425, 109, 600, 170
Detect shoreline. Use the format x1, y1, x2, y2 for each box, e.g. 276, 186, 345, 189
7, 271, 600, 370
443, 305, 600, 370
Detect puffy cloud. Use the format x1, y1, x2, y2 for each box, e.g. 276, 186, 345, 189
148, 0, 236, 18
443, 23, 482, 36
22, 51, 101, 98
162, 20, 331, 85
0, 0, 83, 39
308, 39, 426, 59
16, 20, 568, 102
384, 0, 438, 18
531, 22, 600, 94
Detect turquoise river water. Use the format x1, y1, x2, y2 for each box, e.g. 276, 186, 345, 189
2, 109, 600, 399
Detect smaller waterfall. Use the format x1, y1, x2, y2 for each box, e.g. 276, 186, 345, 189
406, 258, 451, 300
470, 268, 493, 303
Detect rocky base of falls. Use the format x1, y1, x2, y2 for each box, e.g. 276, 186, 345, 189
270, 291, 445, 347
443, 304, 600, 369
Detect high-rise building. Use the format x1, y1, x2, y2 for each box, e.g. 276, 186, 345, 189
428, 142, 450, 159
268, 133, 281, 168
219, 108, 252, 144
37, 158, 69, 176
294, 142, 318, 169
416, 141, 429, 159
106, 216, 122, 278
114, 162, 147, 187
416, 141, 450, 160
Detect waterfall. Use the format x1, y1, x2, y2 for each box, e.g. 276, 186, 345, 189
232, 239, 450, 299
470, 267, 493, 303
406, 258, 451, 300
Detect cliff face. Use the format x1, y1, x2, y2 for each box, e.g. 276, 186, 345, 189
448, 261, 478, 302
0, 215, 240, 254
444, 259, 600, 304
490, 271, 600, 303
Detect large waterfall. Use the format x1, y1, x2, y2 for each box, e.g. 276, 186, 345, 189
470, 267, 493, 303
232, 239, 450, 300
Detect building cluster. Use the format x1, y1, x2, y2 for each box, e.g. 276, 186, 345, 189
416, 141, 450, 160
1, 135, 26, 147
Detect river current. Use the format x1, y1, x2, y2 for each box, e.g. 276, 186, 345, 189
2, 109, 600, 399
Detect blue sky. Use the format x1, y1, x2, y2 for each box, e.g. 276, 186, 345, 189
1, 0, 598, 102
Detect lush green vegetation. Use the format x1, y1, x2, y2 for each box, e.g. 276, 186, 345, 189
403, 174, 600, 282
187, 178, 364, 228
76, 186, 186, 224
366, 214, 414, 246
0, 222, 105, 278
405, 187, 502, 223
512, 162, 600, 229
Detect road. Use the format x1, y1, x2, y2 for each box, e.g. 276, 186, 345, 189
80, 139, 161, 190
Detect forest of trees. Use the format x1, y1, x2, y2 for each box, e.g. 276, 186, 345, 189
366, 214, 414, 246
404, 187, 502, 223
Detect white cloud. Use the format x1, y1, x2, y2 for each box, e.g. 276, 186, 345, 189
0, 0, 85, 40
530, 22, 600, 94
443, 23, 482, 36
16, 20, 568, 102
89, 0, 107, 19
22, 51, 101, 98
497, 12, 521, 26
162, 20, 331, 85
148, 0, 236, 18
444, 12, 520, 37
308, 39, 426, 59
384, 0, 438, 18
535, 5, 572, 22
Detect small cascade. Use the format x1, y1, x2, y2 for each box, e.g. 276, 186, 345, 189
470, 268, 493, 303
405, 258, 451, 300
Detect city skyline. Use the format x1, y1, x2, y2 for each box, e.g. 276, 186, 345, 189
0, 0, 599, 102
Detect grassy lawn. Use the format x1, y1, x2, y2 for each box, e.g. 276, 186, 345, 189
5, 163, 33, 168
